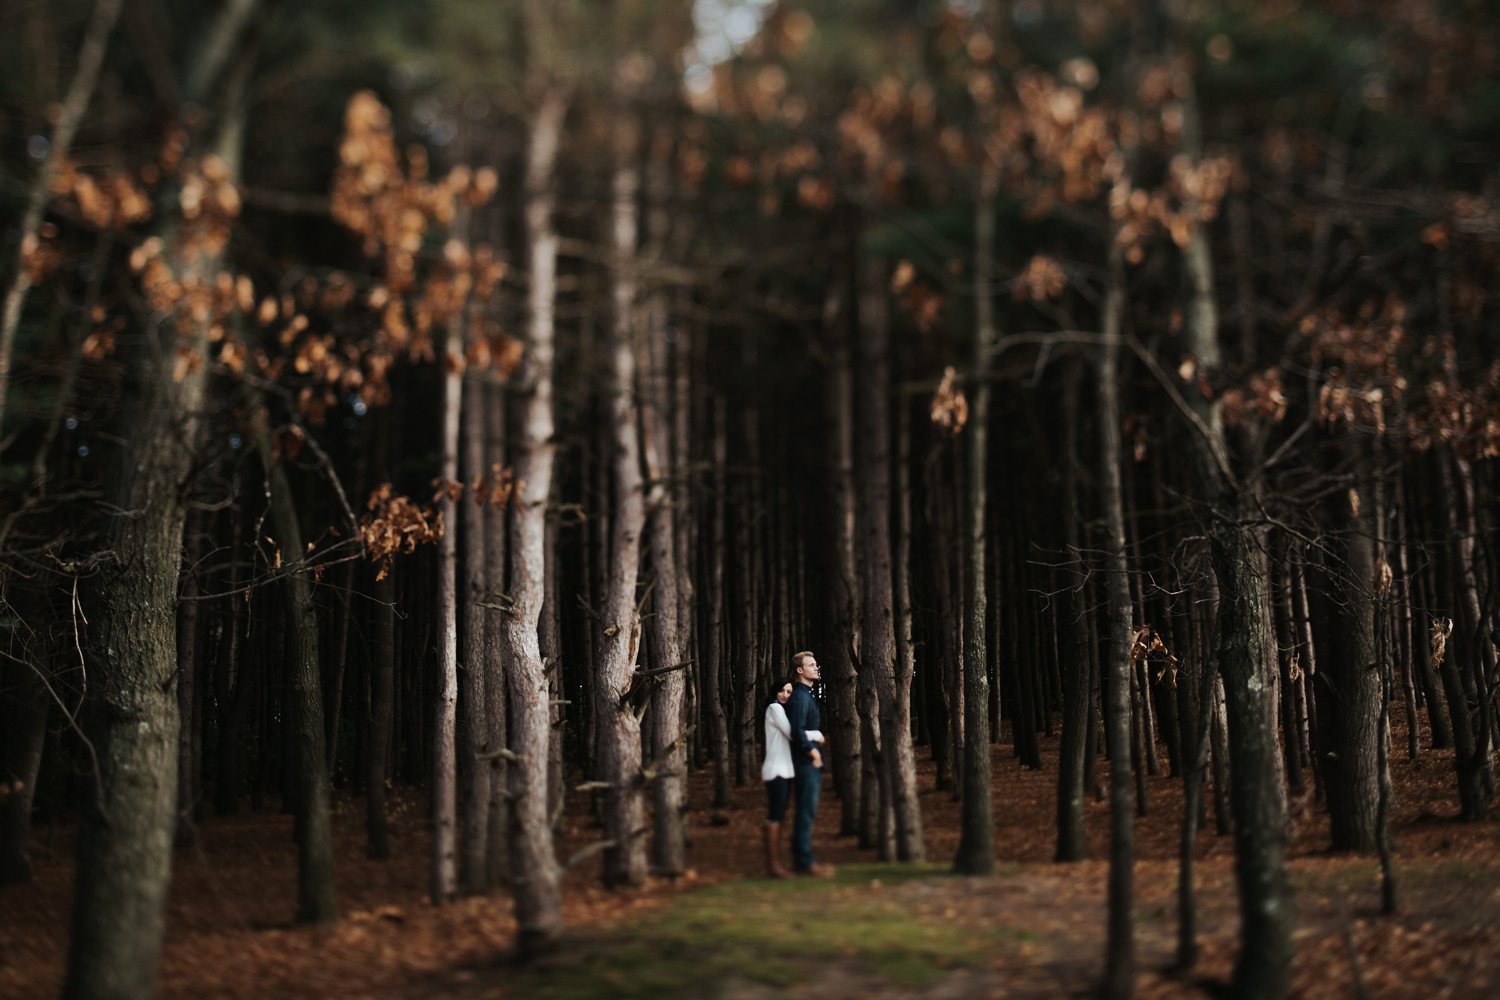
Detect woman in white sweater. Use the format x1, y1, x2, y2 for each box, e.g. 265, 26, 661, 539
761, 679, 796, 878
762, 678, 822, 878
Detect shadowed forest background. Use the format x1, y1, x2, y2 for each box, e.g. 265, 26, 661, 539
1, 1, 1499, 998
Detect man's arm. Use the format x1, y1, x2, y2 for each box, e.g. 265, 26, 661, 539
786, 690, 816, 757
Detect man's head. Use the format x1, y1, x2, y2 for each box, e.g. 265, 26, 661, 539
792, 650, 819, 686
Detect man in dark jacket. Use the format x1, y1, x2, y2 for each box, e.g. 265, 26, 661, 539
785, 651, 834, 876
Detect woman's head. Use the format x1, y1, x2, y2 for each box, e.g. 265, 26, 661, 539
769, 678, 793, 707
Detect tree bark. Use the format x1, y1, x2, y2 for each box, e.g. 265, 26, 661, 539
1324, 456, 1381, 853
642, 287, 686, 876
702, 396, 731, 810
483, 379, 509, 884
823, 253, 863, 837
892, 393, 925, 862
855, 255, 921, 865
431, 294, 464, 905
460, 366, 490, 893
66, 35, 258, 991
954, 168, 996, 874
249, 397, 337, 925
175, 512, 203, 846
367, 570, 395, 860
595, 103, 648, 888
501, 78, 567, 954
1056, 356, 1090, 862
1097, 249, 1135, 1000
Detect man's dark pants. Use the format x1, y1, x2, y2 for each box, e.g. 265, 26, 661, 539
791, 761, 822, 870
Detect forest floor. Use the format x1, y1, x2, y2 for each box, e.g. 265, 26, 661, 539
3, 706, 1498, 999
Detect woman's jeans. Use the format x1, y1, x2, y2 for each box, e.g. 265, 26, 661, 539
791, 762, 822, 870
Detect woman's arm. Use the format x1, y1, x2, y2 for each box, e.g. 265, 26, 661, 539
766, 702, 792, 740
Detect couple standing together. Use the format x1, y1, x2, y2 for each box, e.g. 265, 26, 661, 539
760, 651, 836, 878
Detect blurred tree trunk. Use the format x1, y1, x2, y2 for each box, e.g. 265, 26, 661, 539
367, 570, 395, 860
1441, 453, 1495, 818
702, 396, 731, 810
823, 230, 862, 835
0, 658, 48, 886
483, 380, 509, 884
0, 0, 124, 428
431, 262, 465, 905
1324, 452, 1381, 853
248, 395, 337, 924
595, 100, 647, 888
892, 394, 924, 862
642, 135, 686, 877
67, 21, 260, 991
460, 363, 490, 894
1098, 247, 1135, 1000
955, 163, 996, 875
174, 511, 203, 847
501, 74, 567, 954
1055, 356, 1090, 863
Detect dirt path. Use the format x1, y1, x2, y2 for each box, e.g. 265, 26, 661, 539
2, 711, 1497, 999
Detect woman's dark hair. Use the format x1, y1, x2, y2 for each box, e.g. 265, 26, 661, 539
764, 677, 794, 710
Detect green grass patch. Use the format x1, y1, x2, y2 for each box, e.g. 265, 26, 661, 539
507, 865, 1025, 1000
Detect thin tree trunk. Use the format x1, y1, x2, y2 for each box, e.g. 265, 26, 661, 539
1098, 248, 1135, 1000
855, 255, 921, 865
1441, 453, 1494, 818
595, 103, 647, 888
642, 287, 686, 876
501, 79, 567, 954
1176, 607, 1220, 969
1179, 92, 1294, 992
703, 396, 731, 810
431, 294, 464, 905
824, 256, 862, 836
1325, 453, 1381, 853
1056, 356, 1090, 862
893, 396, 925, 862
249, 397, 337, 924
460, 366, 490, 893
175, 512, 203, 846
367, 570, 395, 859
0, 0, 125, 430
483, 379, 509, 884
954, 167, 996, 874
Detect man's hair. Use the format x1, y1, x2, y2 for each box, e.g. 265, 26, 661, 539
792, 650, 816, 672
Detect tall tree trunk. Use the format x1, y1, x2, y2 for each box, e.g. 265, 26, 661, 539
175, 512, 203, 846
595, 103, 648, 888
1179, 98, 1293, 993
643, 287, 687, 877
702, 396, 731, 810
1441, 453, 1495, 818
1056, 356, 1090, 862
367, 570, 395, 859
66, 33, 257, 991
460, 366, 490, 894
1324, 453, 1381, 853
892, 395, 925, 862
954, 166, 996, 874
823, 255, 862, 837
431, 291, 464, 905
0, 0, 125, 429
501, 79, 567, 954
856, 255, 921, 865
483, 380, 509, 884
1097, 249, 1135, 1000
248, 397, 337, 925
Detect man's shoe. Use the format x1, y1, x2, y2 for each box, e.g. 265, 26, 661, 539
794, 862, 835, 878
